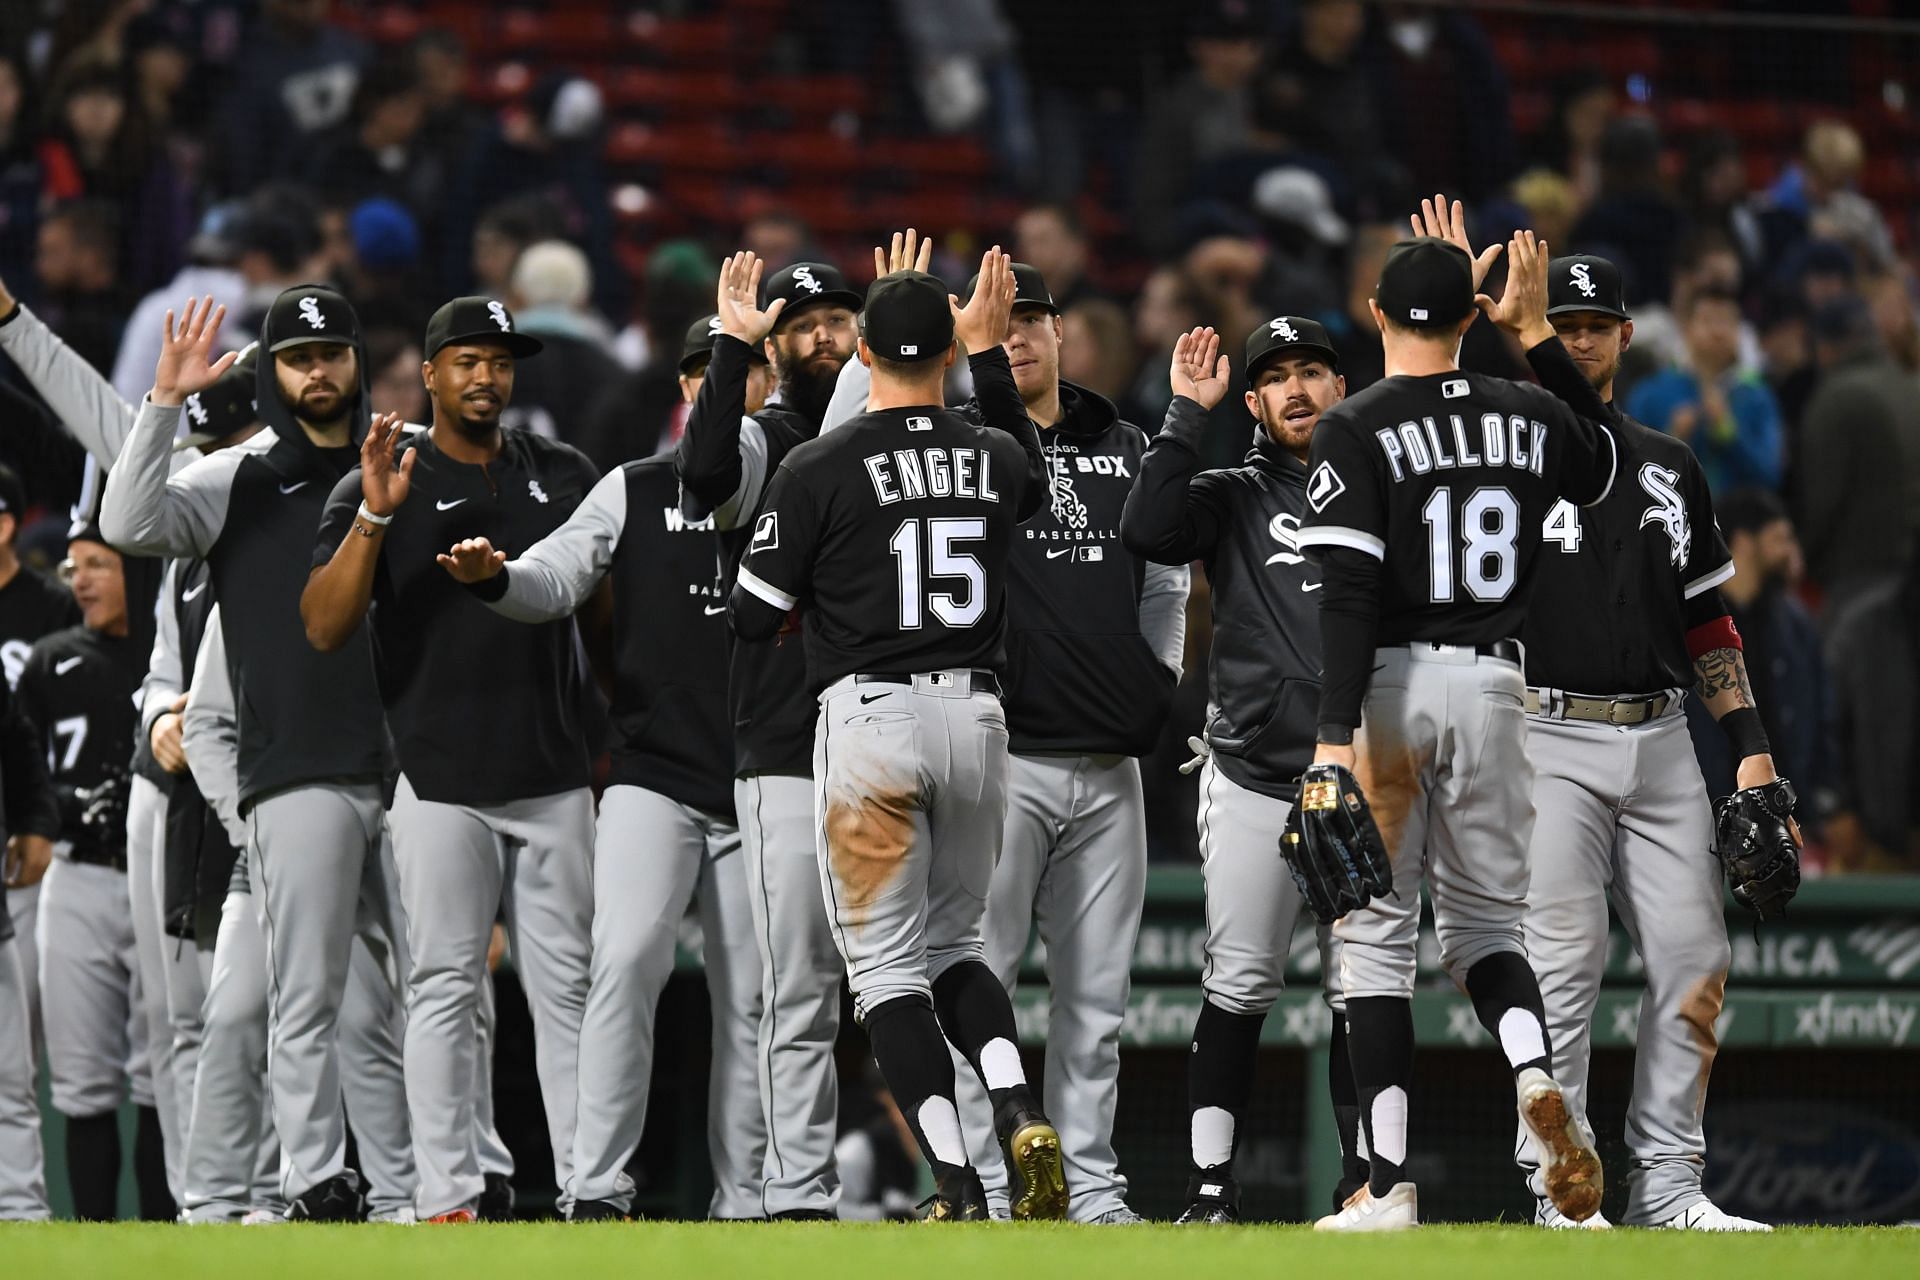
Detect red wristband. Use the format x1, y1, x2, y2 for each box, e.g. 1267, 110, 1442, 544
1686, 615, 1741, 659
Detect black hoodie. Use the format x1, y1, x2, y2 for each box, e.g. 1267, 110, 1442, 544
100, 286, 391, 806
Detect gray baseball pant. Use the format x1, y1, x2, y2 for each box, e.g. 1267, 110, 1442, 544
952, 751, 1144, 1221
246, 780, 401, 1203
1336, 645, 1537, 998
37, 856, 155, 1117
0, 934, 47, 1219
127, 773, 192, 1202
738, 771, 842, 1217
8, 883, 42, 1064
569, 784, 765, 1218
1515, 706, 1729, 1224
388, 775, 594, 1219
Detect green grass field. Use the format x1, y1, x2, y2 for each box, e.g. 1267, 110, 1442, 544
1, 1222, 1912, 1279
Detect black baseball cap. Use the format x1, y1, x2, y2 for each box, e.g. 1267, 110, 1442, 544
1375, 237, 1475, 329
965, 262, 1057, 315
425, 296, 545, 359
1245, 315, 1339, 377
266, 284, 360, 352
0, 464, 23, 521
177, 343, 261, 451
679, 313, 768, 374
1546, 255, 1629, 320
861, 270, 952, 363
763, 262, 862, 331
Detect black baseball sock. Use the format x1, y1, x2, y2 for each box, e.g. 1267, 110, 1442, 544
1346, 995, 1415, 1197
1186, 998, 1264, 1178
930, 962, 1035, 1139
865, 994, 968, 1173
1329, 1011, 1370, 1206
65, 1111, 121, 1221
1464, 951, 1553, 1076
134, 1104, 176, 1221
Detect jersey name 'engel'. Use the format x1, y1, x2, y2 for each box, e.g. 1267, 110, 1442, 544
1375, 414, 1550, 483
863, 446, 1000, 505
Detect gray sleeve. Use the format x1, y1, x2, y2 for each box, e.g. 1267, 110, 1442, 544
1139, 560, 1190, 678
491, 466, 627, 622
100, 401, 241, 558
710, 416, 771, 532
180, 606, 247, 848
821, 353, 873, 435
139, 561, 183, 731
0, 303, 138, 465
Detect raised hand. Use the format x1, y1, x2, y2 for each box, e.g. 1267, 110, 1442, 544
1411, 192, 1504, 293
715, 250, 786, 345
1477, 230, 1554, 348
360, 411, 416, 517
152, 295, 239, 407
874, 227, 934, 279
950, 245, 1014, 354
437, 537, 507, 583
1169, 326, 1231, 411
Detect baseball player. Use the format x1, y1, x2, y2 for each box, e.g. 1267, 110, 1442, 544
1297, 221, 1619, 1231
729, 251, 1066, 1220
824, 241, 1190, 1222
15, 520, 170, 1219
437, 447, 766, 1222
102, 288, 406, 1221
1123, 318, 1375, 1222
1466, 236, 1775, 1231
303, 296, 598, 1222
0, 626, 59, 1220
677, 252, 862, 1218
679, 312, 775, 413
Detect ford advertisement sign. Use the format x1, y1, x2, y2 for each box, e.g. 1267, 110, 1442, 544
1708, 1103, 1920, 1223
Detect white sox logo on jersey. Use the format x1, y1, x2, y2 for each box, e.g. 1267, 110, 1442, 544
1306, 461, 1345, 512
1048, 463, 1089, 529
1265, 512, 1304, 566
487, 300, 512, 331
298, 296, 326, 329
1270, 318, 1300, 341
791, 266, 823, 294
528, 479, 549, 504
1570, 263, 1598, 297
1638, 462, 1689, 567
752, 510, 779, 551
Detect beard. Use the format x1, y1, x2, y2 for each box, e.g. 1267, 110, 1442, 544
452, 393, 503, 439
779, 357, 844, 426
284, 382, 352, 428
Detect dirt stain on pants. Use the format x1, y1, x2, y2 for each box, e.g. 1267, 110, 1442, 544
824, 782, 918, 931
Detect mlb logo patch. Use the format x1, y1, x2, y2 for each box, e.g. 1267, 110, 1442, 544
1443, 378, 1469, 398
752, 511, 779, 551
900, 344, 918, 356
907, 415, 933, 432
1306, 462, 1345, 513
1409, 308, 1429, 322
1079, 545, 1104, 563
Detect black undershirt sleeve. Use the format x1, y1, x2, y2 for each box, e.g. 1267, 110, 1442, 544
1314, 545, 1383, 738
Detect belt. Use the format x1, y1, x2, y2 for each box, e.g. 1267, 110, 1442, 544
68, 845, 129, 873
1407, 638, 1523, 664
1525, 688, 1672, 725
853, 670, 1000, 697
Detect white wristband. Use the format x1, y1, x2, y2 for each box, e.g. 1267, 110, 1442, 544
356, 502, 393, 527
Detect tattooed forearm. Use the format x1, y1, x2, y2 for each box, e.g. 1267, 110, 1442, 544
1693, 646, 1756, 708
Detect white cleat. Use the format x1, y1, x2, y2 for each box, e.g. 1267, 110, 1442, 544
241, 1208, 286, 1225
1313, 1182, 1418, 1231
1516, 1066, 1604, 1223
1654, 1201, 1772, 1232
1538, 1202, 1612, 1229
1086, 1205, 1146, 1224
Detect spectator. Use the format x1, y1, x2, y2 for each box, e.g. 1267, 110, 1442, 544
1013, 203, 1101, 310
310, 55, 442, 223
1511, 168, 1579, 258
364, 327, 429, 425
333, 197, 429, 335
741, 209, 814, 275
502, 240, 625, 449
1621, 227, 1756, 388
1757, 119, 1898, 272
579, 242, 714, 470
1755, 288, 1816, 491
108, 199, 248, 403
32, 200, 125, 374
411, 29, 479, 160
0, 52, 38, 292
1570, 115, 1683, 306
1269, 0, 1390, 213
1316, 220, 1397, 392
1058, 298, 1137, 407
1626, 285, 1783, 493
466, 193, 566, 301
1131, 3, 1265, 255
226, 190, 326, 334
125, 15, 196, 142
212, 0, 369, 194
1685, 489, 1837, 836
1528, 68, 1613, 207
1680, 129, 1765, 270
1122, 265, 1202, 426
1369, 3, 1515, 202
1863, 268, 1920, 374
38, 0, 147, 82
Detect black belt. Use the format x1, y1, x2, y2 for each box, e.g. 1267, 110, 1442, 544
68, 846, 129, 873
1408, 638, 1522, 663
853, 670, 1001, 696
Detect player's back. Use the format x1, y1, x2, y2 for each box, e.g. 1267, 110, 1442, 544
1301, 370, 1616, 646
779, 405, 1035, 689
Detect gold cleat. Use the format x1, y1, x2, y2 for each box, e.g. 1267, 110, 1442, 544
1517, 1067, 1604, 1222
1007, 1120, 1070, 1221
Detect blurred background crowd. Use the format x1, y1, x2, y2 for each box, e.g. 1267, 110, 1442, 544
2, 0, 1917, 871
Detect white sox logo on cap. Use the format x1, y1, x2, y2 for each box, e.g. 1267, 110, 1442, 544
1270, 318, 1300, 341
185, 394, 208, 426
791, 266, 823, 294
298, 296, 326, 329
1306, 461, 1346, 513
1570, 263, 1598, 298
488, 300, 512, 331
706, 316, 724, 335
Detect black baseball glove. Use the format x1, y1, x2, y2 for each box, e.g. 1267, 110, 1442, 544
1281, 762, 1394, 925
1713, 777, 1802, 922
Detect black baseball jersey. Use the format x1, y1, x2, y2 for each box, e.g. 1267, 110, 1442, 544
1521, 339, 1733, 695
729, 348, 1045, 690
0, 563, 80, 689
0, 667, 60, 942
1122, 399, 1323, 802
13, 624, 143, 863
1298, 369, 1619, 645
315, 427, 599, 806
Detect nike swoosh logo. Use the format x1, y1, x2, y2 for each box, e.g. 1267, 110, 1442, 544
703, 605, 726, 616
859, 692, 889, 704
1045, 548, 1071, 559
55, 656, 82, 675
182, 583, 207, 602
1301, 582, 1322, 592
436, 498, 467, 511
279, 481, 308, 495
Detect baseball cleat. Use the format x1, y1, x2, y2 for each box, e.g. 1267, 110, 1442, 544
568, 1199, 627, 1222
919, 1167, 991, 1222
1313, 1181, 1418, 1231
1087, 1205, 1146, 1224
479, 1173, 516, 1221
1176, 1169, 1240, 1224
771, 1209, 836, 1221
1516, 1067, 1604, 1222
1537, 1202, 1612, 1229
1652, 1200, 1771, 1232
285, 1172, 368, 1223
240, 1208, 286, 1225
425, 1208, 477, 1224
1005, 1116, 1070, 1221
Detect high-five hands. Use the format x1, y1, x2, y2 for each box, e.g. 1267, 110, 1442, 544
152, 296, 239, 407
950, 245, 1015, 355
1169, 326, 1231, 411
